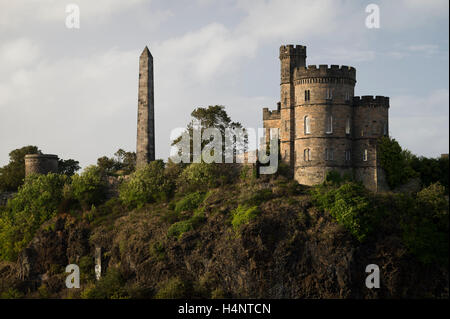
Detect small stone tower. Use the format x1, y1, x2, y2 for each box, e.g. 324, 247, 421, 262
24, 154, 59, 177
136, 46, 155, 168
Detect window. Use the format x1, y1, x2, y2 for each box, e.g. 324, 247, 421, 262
304, 90, 310, 101
371, 121, 378, 135
325, 148, 334, 161
326, 88, 333, 100
345, 91, 350, 101
383, 122, 388, 135
326, 115, 333, 134
304, 116, 311, 134
304, 148, 311, 161
284, 120, 289, 132
363, 149, 368, 161
345, 117, 351, 135
345, 150, 351, 161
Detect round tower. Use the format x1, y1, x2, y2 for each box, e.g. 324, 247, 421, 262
352, 96, 389, 191
279, 45, 306, 172
24, 154, 59, 177
293, 64, 357, 185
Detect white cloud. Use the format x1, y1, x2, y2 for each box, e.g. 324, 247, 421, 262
390, 89, 449, 157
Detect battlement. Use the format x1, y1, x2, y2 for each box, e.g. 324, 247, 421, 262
353, 95, 389, 108
263, 107, 281, 120
296, 64, 356, 80
279, 45, 307, 59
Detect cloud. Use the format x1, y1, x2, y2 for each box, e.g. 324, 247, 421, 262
0, 0, 148, 29
390, 89, 449, 157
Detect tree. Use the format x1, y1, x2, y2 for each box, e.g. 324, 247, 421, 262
97, 149, 136, 176
58, 159, 81, 176
377, 136, 416, 189
0, 146, 41, 192
171, 105, 246, 163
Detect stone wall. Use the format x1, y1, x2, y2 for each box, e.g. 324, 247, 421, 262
262, 44, 390, 191
24, 154, 59, 177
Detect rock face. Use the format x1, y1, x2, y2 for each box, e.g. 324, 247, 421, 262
1, 190, 448, 299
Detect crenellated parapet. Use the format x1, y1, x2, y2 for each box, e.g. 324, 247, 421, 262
263, 107, 281, 120
295, 65, 356, 82
353, 95, 389, 108
279, 45, 307, 60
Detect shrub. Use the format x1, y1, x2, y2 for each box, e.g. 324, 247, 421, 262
231, 204, 260, 232
167, 208, 206, 239
174, 192, 205, 213
0, 173, 69, 261
401, 183, 449, 266
311, 182, 379, 242
176, 163, 234, 193
246, 189, 273, 206
154, 277, 192, 299
71, 165, 107, 209
81, 268, 128, 299
119, 160, 174, 209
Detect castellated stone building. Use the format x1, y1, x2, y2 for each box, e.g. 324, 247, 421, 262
136, 46, 155, 168
263, 45, 389, 191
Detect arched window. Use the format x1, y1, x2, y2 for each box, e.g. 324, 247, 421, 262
325, 148, 334, 161
304, 148, 311, 161
326, 115, 333, 134
383, 122, 388, 136
363, 149, 368, 161
345, 117, 351, 135
304, 116, 311, 134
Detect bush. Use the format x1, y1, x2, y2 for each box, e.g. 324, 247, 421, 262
119, 160, 174, 209
311, 182, 379, 242
174, 192, 205, 213
231, 204, 260, 232
154, 277, 192, 299
81, 268, 128, 299
176, 163, 234, 193
71, 165, 108, 209
167, 208, 206, 239
401, 183, 449, 265
0, 173, 69, 261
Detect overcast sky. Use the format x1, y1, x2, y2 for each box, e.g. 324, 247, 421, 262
0, 0, 448, 168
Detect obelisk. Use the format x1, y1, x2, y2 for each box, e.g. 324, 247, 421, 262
136, 46, 155, 168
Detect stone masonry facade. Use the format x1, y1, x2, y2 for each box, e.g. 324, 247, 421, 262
263, 45, 389, 191
24, 154, 59, 177
136, 46, 155, 168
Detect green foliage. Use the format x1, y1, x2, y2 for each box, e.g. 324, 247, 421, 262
79, 255, 95, 282
149, 241, 166, 261
0, 288, 24, 299
401, 183, 449, 265
171, 105, 245, 163
81, 268, 128, 299
71, 165, 108, 209
0, 173, 69, 261
176, 162, 233, 193
174, 191, 205, 213
58, 159, 81, 176
246, 189, 273, 206
97, 149, 136, 176
311, 182, 378, 242
167, 208, 206, 239
154, 277, 193, 299
119, 160, 174, 209
231, 204, 260, 232
0, 145, 40, 192
378, 136, 417, 188
410, 155, 449, 190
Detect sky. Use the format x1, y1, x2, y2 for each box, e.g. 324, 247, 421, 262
0, 0, 448, 169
